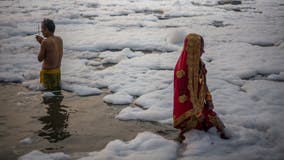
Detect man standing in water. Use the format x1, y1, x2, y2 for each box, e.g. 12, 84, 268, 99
35, 18, 63, 91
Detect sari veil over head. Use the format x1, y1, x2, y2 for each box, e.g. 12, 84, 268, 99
173, 33, 207, 129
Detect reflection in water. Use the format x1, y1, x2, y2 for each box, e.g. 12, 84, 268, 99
38, 93, 71, 143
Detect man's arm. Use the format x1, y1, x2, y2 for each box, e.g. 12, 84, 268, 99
38, 40, 47, 62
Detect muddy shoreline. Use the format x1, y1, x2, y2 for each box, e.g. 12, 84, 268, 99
0, 83, 178, 160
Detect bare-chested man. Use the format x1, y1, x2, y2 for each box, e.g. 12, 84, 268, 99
35, 18, 63, 91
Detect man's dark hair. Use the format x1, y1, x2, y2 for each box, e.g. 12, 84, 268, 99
42, 18, 55, 33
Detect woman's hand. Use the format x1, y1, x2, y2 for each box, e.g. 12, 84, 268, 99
206, 101, 214, 110
198, 114, 205, 122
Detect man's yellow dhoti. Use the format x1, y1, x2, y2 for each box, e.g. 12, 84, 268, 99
40, 68, 61, 91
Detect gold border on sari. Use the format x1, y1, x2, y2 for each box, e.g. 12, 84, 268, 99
174, 109, 195, 128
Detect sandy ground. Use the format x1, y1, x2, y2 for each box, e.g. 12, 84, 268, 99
0, 83, 178, 160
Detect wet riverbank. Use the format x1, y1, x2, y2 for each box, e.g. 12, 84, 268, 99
0, 83, 178, 160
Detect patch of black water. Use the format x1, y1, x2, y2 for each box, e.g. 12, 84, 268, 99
0, 80, 23, 84
85, 3, 99, 8
249, 42, 275, 47
221, 6, 259, 13
135, 49, 175, 54
203, 57, 214, 63
156, 129, 178, 136
110, 13, 129, 17
210, 20, 231, 28
97, 48, 173, 54
80, 13, 98, 20
241, 73, 268, 81
218, 0, 242, 5
191, 2, 216, 7
44, 146, 64, 151
163, 25, 180, 28
134, 9, 164, 15
102, 62, 116, 68
241, 72, 284, 82
38, 94, 71, 143
157, 14, 199, 20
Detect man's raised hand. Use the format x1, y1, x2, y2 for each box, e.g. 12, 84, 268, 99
35, 35, 44, 44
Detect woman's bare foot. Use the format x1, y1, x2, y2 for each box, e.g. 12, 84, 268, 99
219, 128, 231, 139
174, 134, 185, 143
220, 132, 230, 139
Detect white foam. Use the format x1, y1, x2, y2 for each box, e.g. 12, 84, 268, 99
267, 72, 284, 81
20, 137, 33, 145
42, 92, 56, 98
78, 132, 178, 160
61, 83, 102, 96
116, 85, 173, 123
99, 48, 144, 65
103, 92, 133, 105
22, 79, 43, 91
166, 29, 187, 44
18, 150, 70, 160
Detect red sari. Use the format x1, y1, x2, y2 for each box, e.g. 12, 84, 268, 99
173, 34, 224, 137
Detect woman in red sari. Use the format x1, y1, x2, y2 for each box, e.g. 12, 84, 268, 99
173, 33, 229, 142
